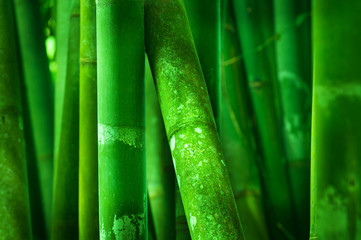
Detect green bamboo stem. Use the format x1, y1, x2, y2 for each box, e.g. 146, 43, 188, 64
148, 197, 156, 240
51, 0, 80, 239
175, 182, 191, 240
274, 0, 311, 238
145, 0, 244, 238
221, 3, 269, 239
183, 0, 221, 125
79, 0, 98, 238
97, 0, 146, 239
0, 0, 32, 238
232, 0, 295, 238
146, 57, 175, 240
310, 1, 361, 239
19, 55, 47, 240
54, 0, 71, 158
13, 0, 54, 235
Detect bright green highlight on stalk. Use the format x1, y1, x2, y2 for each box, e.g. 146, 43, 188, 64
0, 0, 32, 239
145, 0, 244, 239
79, 0, 98, 238
97, 0, 146, 239
311, 1, 361, 239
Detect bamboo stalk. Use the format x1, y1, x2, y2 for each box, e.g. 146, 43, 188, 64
146, 57, 175, 240
232, 0, 295, 238
51, 0, 80, 238
0, 0, 32, 238
79, 0, 98, 238
145, 0, 244, 238
13, 0, 54, 235
54, 0, 71, 158
221, 3, 269, 239
183, 0, 221, 125
97, 0, 146, 239
274, 0, 312, 238
175, 182, 191, 240
310, 1, 361, 239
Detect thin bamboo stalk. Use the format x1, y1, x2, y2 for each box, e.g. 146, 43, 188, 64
232, 0, 295, 238
51, 0, 80, 239
175, 182, 191, 240
0, 0, 32, 238
145, 0, 244, 238
183, 0, 221, 125
146, 57, 175, 240
310, 1, 361, 239
221, 3, 269, 239
54, 0, 71, 158
79, 0, 98, 238
274, 0, 312, 238
13, 0, 54, 235
97, 0, 146, 239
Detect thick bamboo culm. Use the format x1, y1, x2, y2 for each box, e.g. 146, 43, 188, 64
145, 0, 244, 238
0, 0, 32, 239
310, 0, 361, 239
97, 0, 147, 239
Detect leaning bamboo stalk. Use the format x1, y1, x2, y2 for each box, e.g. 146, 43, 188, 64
183, 0, 221, 125
13, 0, 54, 235
310, 1, 361, 239
97, 0, 146, 239
175, 182, 191, 240
0, 0, 32, 238
145, 0, 244, 238
274, 0, 312, 238
79, 0, 98, 238
221, 3, 269, 239
232, 0, 295, 238
146, 58, 175, 240
51, 0, 80, 239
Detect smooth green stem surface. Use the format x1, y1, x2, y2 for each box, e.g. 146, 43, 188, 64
51, 0, 80, 239
274, 0, 312, 238
14, 0, 54, 236
310, 1, 361, 239
146, 58, 175, 240
183, 0, 221, 125
79, 0, 98, 238
97, 0, 146, 239
0, 1, 32, 238
145, 0, 244, 239
232, 0, 295, 238
221, 3, 269, 239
